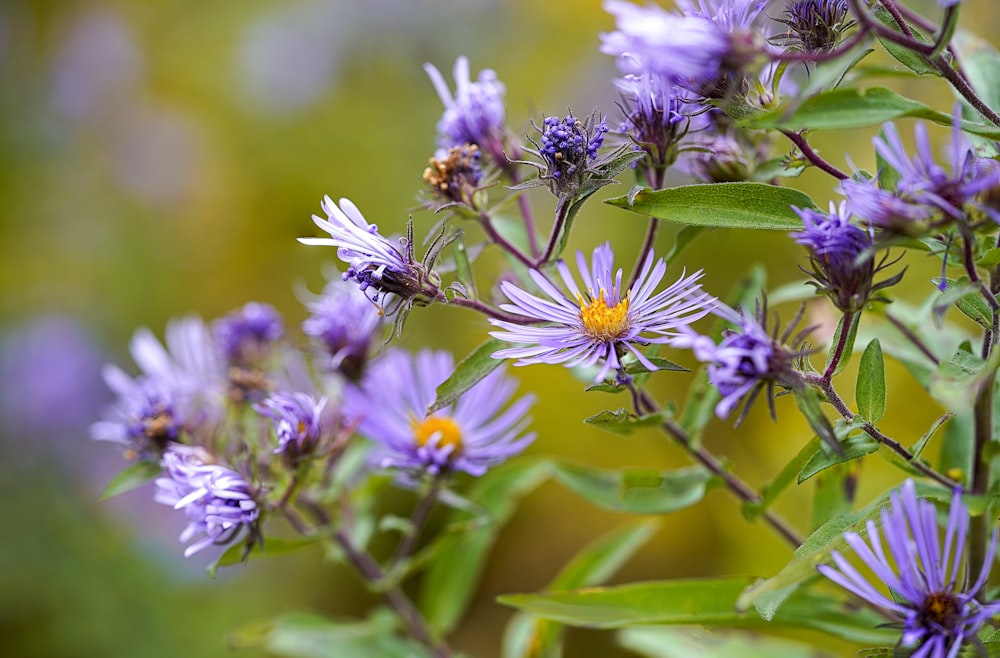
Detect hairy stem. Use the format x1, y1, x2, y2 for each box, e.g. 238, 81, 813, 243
537, 197, 572, 266
781, 131, 849, 180
823, 311, 856, 382
479, 214, 535, 270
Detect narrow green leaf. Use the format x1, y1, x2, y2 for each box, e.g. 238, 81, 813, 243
420, 457, 553, 635
618, 626, 835, 658
503, 519, 660, 658
741, 86, 1000, 139
856, 339, 886, 423
825, 312, 859, 378
451, 236, 477, 300
583, 409, 667, 436
870, 4, 936, 76
810, 463, 857, 531
428, 337, 505, 414
792, 387, 840, 456
798, 432, 879, 484
624, 356, 687, 375
499, 577, 896, 644
910, 413, 955, 460
208, 536, 319, 578
100, 460, 160, 500
978, 248, 1000, 269
554, 462, 714, 514
954, 30, 1000, 113
606, 183, 815, 230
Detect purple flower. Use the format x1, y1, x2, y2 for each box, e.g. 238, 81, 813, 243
422, 143, 484, 209
819, 480, 1000, 657
344, 348, 535, 477
842, 177, 935, 233
299, 196, 441, 306
615, 72, 694, 175
489, 242, 715, 383
255, 391, 327, 464
424, 56, 507, 164
539, 113, 608, 178
601, 0, 766, 95
154, 443, 260, 557
671, 305, 793, 418
680, 131, 757, 182
302, 276, 382, 381
873, 115, 1000, 224
213, 302, 284, 367
792, 201, 876, 312
90, 370, 180, 457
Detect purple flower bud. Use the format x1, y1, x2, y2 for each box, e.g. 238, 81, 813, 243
255, 391, 327, 465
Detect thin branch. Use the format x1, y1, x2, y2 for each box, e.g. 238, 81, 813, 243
781, 131, 849, 180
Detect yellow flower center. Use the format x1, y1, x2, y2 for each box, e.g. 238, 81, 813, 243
578, 289, 631, 340
411, 415, 463, 457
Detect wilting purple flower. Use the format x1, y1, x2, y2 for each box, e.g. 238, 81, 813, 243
302, 276, 382, 381
424, 56, 507, 164
873, 116, 1000, 224
672, 305, 794, 418
770, 0, 852, 54
255, 391, 327, 464
213, 302, 284, 367
422, 143, 484, 209
489, 242, 715, 383
154, 444, 259, 557
601, 0, 766, 95
792, 201, 876, 312
299, 196, 441, 305
344, 348, 535, 477
819, 480, 1000, 657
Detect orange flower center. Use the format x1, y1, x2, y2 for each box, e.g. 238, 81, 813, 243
411, 415, 463, 457
578, 289, 631, 340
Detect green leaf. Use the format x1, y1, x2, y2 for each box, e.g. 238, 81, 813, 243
618, 626, 835, 658
741, 87, 1000, 139
661, 225, 705, 269
792, 387, 840, 456
208, 536, 318, 579
870, 4, 936, 76
420, 457, 553, 635
954, 30, 1000, 116
978, 248, 1000, 269
428, 337, 505, 414
798, 431, 878, 484
911, 413, 955, 460
554, 462, 714, 514
810, 463, 857, 532
229, 610, 429, 658
606, 183, 816, 230
624, 356, 687, 375
583, 408, 667, 436
503, 519, 660, 658
499, 576, 896, 644
856, 339, 886, 423
451, 236, 477, 300
99, 460, 160, 500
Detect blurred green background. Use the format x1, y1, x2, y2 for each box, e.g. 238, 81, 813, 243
0, 0, 995, 656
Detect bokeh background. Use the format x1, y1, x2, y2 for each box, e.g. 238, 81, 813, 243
0, 0, 994, 656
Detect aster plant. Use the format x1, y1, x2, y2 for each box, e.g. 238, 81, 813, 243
91, 1, 1000, 656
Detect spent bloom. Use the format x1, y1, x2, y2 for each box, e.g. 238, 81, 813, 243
154, 443, 260, 558
344, 348, 535, 477
424, 56, 507, 164
872, 115, 1000, 224
213, 302, 284, 368
490, 242, 715, 383
792, 201, 878, 313
819, 480, 1000, 657
255, 391, 327, 465
299, 196, 442, 307
422, 143, 484, 209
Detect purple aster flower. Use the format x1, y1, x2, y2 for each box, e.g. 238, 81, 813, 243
255, 391, 327, 465
489, 242, 716, 383
154, 443, 260, 557
128, 316, 224, 403
299, 196, 442, 307
792, 201, 878, 313
770, 0, 853, 54
539, 113, 608, 177
873, 115, 1000, 224
671, 304, 805, 419
343, 348, 535, 477
213, 302, 284, 368
842, 177, 936, 234
90, 369, 180, 458
614, 72, 695, 178
424, 56, 507, 166
681, 131, 759, 183
302, 275, 382, 381
601, 0, 766, 96
819, 480, 1000, 657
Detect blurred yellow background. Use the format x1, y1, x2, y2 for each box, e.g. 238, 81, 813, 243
0, 0, 994, 656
